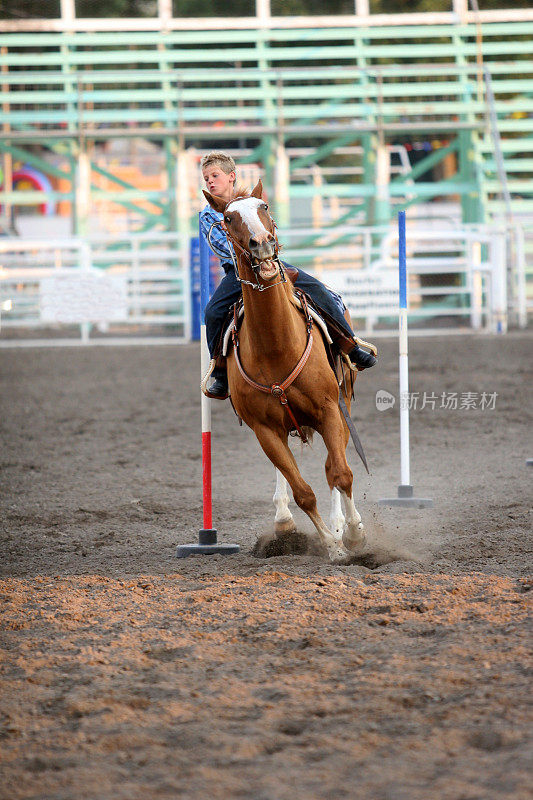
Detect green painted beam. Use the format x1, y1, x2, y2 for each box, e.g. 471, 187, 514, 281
478, 138, 533, 154
391, 140, 459, 185
0, 99, 489, 127
484, 158, 533, 172
288, 180, 474, 199
0, 141, 71, 181
1, 20, 533, 48
2, 81, 489, 104
1, 57, 530, 81
2, 39, 533, 69
90, 162, 166, 211
290, 133, 362, 172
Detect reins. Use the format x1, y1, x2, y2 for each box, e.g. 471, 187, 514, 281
207, 197, 287, 292
208, 193, 314, 443
231, 289, 314, 444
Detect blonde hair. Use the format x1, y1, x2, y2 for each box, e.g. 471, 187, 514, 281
201, 151, 236, 175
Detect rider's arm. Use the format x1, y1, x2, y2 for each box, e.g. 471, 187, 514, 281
199, 207, 235, 263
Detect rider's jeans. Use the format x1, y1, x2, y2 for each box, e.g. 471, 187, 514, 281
205, 262, 355, 358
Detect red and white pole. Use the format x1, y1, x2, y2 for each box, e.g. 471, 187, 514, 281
176, 219, 239, 557
200, 323, 213, 531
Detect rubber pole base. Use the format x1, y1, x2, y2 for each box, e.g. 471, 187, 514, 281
378, 485, 433, 508
176, 542, 240, 558
176, 529, 240, 558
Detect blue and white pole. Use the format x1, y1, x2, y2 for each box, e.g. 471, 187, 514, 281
176, 218, 240, 557
379, 211, 433, 509
398, 210, 410, 490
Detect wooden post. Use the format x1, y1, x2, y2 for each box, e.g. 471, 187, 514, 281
60, 0, 75, 23
452, 0, 468, 22
75, 151, 90, 236
256, 0, 271, 24
176, 149, 190, 240
1, 48, 12, 231
158, 0, 172, 29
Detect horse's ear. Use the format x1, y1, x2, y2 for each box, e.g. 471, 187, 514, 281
203, 190, 226, 213
251, 179, 263, 199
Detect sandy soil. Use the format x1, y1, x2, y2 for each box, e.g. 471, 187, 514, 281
0, 333, 532, 799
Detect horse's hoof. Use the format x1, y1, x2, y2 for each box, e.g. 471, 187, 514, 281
275, 518, 297, 535
327, 543, 350, 563
342, 524, 366, 554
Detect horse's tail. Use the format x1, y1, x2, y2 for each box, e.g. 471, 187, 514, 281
340, 354, 357, 402
300, 426, 314, 446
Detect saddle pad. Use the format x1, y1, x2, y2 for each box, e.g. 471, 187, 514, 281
221, 294, 333, 357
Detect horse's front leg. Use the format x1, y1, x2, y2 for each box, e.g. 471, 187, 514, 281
255, 424, 348, 562
273, 469, 296, 534
321, 406, 366, 555
338, 489, 365, 553
329, 487, 345, 539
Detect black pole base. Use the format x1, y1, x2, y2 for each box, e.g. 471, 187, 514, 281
526, 458, 533, 467
176, 529, 240, 559
378, 485, 433, 509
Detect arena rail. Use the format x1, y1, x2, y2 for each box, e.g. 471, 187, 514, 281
370, 225, 508, 335
0, 232, 191, 346
0, 223, 522, 347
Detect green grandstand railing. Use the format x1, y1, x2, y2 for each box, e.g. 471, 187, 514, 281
0, 21, 532, 269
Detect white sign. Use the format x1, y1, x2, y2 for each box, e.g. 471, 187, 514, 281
40, 271, 128, 324
326, 269, 399, 317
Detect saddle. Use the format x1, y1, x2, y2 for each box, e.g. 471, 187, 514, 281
214, 276, 376, 374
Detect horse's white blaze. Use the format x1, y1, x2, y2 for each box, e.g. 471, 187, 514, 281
339, 489, 366, 552
226, 197, 268, 240
273, 469, 292, 524
329, 488, 345, 538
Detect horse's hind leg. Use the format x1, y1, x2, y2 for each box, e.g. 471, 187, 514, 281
255, 424, 347, 562
273, 469, 296, 534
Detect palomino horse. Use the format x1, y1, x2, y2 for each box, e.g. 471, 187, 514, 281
203, 180, 366, 562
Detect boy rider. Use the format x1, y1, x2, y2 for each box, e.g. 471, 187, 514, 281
200, 151, 377, 399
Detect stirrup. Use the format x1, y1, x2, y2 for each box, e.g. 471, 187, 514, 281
204, 376, 229, 400
354, 336, 378, 357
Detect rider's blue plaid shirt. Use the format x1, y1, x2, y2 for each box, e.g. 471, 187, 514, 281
199, 206, 236, 270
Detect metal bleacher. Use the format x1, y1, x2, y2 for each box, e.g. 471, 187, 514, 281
0, 11, 532, 325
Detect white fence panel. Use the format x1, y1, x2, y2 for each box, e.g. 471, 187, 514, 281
0, 222, 525, 346
0, 232, 190, 345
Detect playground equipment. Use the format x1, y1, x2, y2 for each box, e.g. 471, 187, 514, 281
1, 167, 56, 216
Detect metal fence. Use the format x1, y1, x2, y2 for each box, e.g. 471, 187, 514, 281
0, 223, 528, 347
0, 232, 190, 345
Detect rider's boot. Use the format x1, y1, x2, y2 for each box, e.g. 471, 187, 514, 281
206, 366, 229, 400
349, 345, 377, 370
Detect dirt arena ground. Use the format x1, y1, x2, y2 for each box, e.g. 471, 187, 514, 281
0, 333, 531, 800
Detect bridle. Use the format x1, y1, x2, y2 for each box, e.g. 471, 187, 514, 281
207, 197, 287, 292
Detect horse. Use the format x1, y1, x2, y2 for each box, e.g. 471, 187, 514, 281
203, 180, 367, 562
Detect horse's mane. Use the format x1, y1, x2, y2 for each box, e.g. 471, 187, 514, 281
231, 184, 251, 201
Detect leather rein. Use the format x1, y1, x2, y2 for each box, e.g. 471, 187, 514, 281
231, 289, 314, 445
207, 200, 287, 293
210, 195, 314, 443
